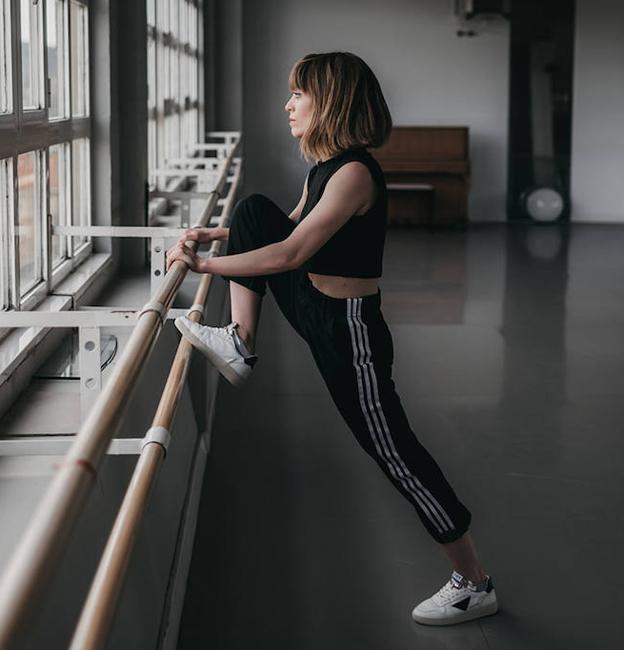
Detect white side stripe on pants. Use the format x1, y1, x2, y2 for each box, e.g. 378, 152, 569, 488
346, 298, 456, 535
352, 299, 456, 532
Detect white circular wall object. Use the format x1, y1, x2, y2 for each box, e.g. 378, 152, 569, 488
524, 187, 564, 222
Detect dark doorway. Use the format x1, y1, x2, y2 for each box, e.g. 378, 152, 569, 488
506, 0, 575, 221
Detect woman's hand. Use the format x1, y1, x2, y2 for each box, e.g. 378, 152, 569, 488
178, 227, 226, 245
166, 241, 203, 273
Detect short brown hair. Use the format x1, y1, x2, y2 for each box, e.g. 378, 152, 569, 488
288, 52, 392, 163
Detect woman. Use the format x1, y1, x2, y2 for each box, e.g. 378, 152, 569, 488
167, 52, 498, 626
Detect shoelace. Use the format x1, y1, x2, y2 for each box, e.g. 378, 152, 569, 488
224, 322, 238, 336
432, 580, 465, 606
208, 322, 238, 341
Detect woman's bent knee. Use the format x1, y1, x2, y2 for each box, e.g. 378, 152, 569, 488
235, 193, 275, 214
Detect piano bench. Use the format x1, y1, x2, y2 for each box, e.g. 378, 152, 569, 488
386, 182, 435, 227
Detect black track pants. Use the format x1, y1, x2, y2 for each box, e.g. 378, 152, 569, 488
221, 194, 472, 544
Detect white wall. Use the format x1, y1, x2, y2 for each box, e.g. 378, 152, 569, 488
241, 0, 510, 222
570, 0, 624, 223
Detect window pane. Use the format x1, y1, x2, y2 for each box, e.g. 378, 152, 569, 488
20, 0, 43, 109
148, 118, 156, 188
47, 0, 68, 119
0, 159, 12, 310
149, 0, 203, 184
147, 16, 156, 186
49, 143, 68, 266
71, 138, 90, 251
0, 0, 12, 114
147, 0, 155, 27
17, 151, 43, 296
70, 0, 88, 117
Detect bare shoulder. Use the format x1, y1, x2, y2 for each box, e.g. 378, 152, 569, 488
331, 160, 373, 184
328, 161, 377, 215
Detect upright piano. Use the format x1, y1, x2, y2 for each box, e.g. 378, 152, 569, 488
371, 126, 470, 226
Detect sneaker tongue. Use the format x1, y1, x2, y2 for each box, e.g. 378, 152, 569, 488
451, 570, 467, 589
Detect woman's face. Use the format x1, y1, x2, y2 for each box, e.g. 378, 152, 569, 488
285, 88, 313, 139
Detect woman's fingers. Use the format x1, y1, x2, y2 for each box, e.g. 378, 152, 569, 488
179, 227, 214, 244
167, 251, 194, 272
180, 228, 200, 243
166, 242, 198, 272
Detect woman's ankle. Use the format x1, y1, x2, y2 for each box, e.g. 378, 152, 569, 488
236, 327, 254, 354
457, 568, 487, 584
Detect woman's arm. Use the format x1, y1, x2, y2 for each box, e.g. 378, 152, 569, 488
167, 162, 373, 276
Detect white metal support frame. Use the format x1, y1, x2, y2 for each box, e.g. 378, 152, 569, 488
0, 436, 153, 457
166, 157, 220, 169
51, 222, 220, 293
148, 191, 220, 228
78, 326, 101, 418
147, 160, 238, 226
151, 168, 220, 193
204, 131, 240, 146
0, 308, 196, 422
151, 238, 166, 290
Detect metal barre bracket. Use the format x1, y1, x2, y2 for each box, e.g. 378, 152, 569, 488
0, 306, 207, 423
141, 426, 172, 456
50, 222, 222, 294
0, 308, 201, 328
186, 303, 204, 319
139, 300, 166, 322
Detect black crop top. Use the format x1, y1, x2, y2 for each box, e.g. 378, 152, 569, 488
296, 146, 387, 278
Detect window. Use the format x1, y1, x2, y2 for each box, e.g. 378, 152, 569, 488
46, 0, 69, 120
0, 0, 12, 114
70, 0, 88, 117
20, 0, 44, 111
71, 137, 90, 254
49, 142, 69, 268
147, 0, 203, 189
17, 150, 44, 297
0, 159, 12, 310
0, 0, 92, 312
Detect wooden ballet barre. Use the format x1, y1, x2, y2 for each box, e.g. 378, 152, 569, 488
52, 225, 193, 238
0, 137, 241, 650
68, 153, 240, 650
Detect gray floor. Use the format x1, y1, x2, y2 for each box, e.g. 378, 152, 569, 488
178, 224, 624, 650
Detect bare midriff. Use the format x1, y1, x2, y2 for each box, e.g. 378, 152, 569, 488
308, 272, 379, 299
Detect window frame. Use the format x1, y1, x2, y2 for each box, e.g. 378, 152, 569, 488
0, 0, 14, 119
47, 0, 71, 122
0, 157, 14, 311
18, 0, 46, 120
15, 148, 47, 308
0, 0, 93, 313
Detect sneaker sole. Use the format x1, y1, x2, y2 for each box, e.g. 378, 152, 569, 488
412, 600, 498, 626
174, 319, 245, 387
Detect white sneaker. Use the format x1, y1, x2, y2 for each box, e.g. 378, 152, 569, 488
411, 570, 498, 626
174, 317, 258, 386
